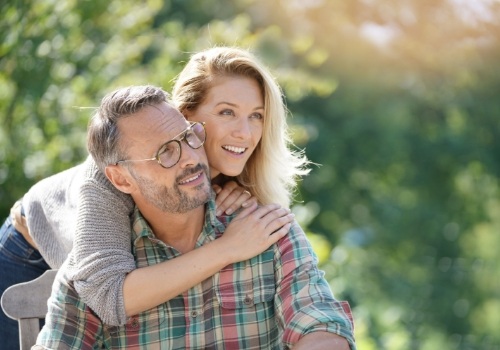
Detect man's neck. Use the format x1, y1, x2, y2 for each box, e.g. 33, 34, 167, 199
138, 203, 206, 254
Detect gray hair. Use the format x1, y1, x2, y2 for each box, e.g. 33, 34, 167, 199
87, 85, 169, 172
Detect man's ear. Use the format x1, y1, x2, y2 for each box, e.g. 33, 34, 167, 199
183, 110, 192, 120
105, 165, 135, 194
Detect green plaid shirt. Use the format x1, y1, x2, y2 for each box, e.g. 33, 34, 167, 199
36, 200, 356, 349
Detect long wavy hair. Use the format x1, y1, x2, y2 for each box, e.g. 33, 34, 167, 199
172, 47, 310, 207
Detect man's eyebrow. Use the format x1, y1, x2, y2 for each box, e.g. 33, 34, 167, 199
169, 123, 191, 141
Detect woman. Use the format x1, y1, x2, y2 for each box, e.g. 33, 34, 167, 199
68, 46, 310, 326
174, 47, 308, 207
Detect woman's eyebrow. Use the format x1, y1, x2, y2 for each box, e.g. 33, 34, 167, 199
215, 101, 264, 110
215, 101, 237, 107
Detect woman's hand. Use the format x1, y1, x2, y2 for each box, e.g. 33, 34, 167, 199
213, 181, 257, 216
218, 203, 294, 263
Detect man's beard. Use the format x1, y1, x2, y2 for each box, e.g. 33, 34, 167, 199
130, 163, 212, 213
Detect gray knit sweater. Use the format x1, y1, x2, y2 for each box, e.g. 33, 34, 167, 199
23, 163, 85, 268
25, 156, 135, 325
65, 157, 135, 326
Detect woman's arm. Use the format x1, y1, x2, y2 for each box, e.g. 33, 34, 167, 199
123, 202, 292, 316
69, 160, 136, 326
71, 160, 292, 325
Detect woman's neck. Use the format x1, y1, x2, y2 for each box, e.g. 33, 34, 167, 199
211, 173, 233, 186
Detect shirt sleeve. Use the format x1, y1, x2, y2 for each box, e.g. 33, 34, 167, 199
66, 158, 136, 326
273, 220, 356, 349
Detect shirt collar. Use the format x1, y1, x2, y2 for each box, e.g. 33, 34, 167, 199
130, 196, 227, 246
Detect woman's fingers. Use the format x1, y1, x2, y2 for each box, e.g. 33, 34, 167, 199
267, 223, 292, 244
220, 203, 294, 263
234, 203, 279, 220
235, 204, 294, 233
212, 184, 222, 195
231, 201, 259, 220
263, 210, 295, 234
215, 181, 254, 216
223, 189, 253, 215
259, 208, 294, 235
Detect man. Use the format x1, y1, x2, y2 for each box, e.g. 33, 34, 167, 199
0, 117, 249, 350
35, 85, 355, 349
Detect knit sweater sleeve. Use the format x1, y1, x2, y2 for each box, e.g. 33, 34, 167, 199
66, 158, 136, 326
23, 164, 84, 268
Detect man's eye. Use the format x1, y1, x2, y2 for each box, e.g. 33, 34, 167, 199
159, 142, 177, 156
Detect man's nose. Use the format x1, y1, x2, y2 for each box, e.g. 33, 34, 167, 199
177, 141, 206, 167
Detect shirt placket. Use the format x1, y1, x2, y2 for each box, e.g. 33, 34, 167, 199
184, 282, 205, 349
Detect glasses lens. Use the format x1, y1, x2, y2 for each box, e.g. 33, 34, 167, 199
158, 141, 181, 168
186, 123, 206, 149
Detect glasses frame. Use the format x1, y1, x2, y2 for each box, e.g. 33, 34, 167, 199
115, 121, 206, 169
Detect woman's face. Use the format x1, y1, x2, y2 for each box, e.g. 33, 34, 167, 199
185, 76, 264, 179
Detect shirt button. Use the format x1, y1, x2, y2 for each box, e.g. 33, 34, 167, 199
131, 318, 139, 328
244, 296, 253, 305
191, 310, 198, 318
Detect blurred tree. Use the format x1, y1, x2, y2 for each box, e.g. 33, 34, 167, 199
1, 0, 499, 349
239, 1, 500, 349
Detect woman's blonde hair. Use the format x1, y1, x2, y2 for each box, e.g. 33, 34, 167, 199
172, 47, 310, 207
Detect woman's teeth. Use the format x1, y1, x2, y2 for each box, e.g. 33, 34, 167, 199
223, 145, 245, 154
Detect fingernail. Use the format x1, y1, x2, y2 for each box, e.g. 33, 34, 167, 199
226, 208, 233, 215
216, 210, 222, 216
242, 202, 249, 208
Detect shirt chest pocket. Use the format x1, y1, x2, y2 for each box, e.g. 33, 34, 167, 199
106, 304, 167, 337
216, 255, 276, 309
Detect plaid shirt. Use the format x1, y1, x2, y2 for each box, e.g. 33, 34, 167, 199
36, 200, 355, 349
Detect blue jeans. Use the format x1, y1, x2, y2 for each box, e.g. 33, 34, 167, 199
0, 216, 50, 350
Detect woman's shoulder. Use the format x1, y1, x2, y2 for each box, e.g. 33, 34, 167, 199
23, 161, 86, 205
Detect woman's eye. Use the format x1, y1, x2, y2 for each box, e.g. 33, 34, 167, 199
251, 112, 263, 120
220, 109, 234, 116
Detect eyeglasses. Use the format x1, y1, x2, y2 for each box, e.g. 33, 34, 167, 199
115, 121, 206, 169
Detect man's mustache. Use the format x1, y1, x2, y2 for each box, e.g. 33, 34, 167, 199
175, 163, 210, 183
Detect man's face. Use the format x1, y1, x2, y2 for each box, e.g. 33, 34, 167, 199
118, 102, 211, 213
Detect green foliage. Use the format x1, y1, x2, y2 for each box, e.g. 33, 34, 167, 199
1, 0, 499, 348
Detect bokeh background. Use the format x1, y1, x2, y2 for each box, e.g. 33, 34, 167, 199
1, 1, 499, 349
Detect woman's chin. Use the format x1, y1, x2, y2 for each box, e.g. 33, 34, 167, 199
209, 161, 247, 182
218, 167, 244, 178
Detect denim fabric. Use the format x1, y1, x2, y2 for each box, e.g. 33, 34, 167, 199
0, 216, 50, 350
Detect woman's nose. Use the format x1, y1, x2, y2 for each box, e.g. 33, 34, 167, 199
232, 119, 252, 139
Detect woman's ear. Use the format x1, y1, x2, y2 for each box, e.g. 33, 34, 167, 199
105, 165, 135, 194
